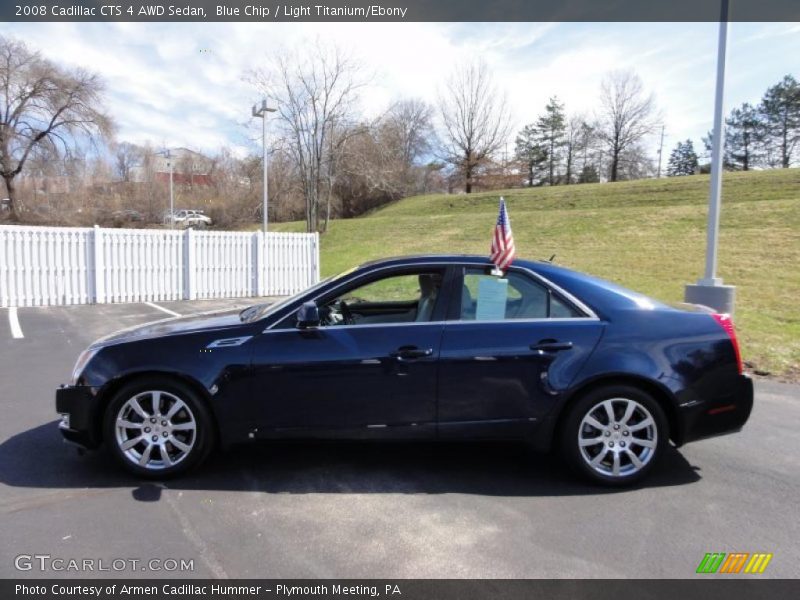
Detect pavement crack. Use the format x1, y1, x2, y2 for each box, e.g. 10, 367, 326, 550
0, 489, 116, 514
161, 487, 229, 579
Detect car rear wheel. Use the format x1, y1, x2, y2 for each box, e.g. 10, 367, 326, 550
104, 377, 214, 478
560, 385, 667, 486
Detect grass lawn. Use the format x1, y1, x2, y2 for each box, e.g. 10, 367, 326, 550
272, 169, 800, 381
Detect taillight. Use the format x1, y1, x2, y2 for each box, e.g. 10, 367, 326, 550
712, 313, 743, 374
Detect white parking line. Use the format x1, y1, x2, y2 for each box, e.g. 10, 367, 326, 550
8, 307, 23, 339
144, 301, 181, 317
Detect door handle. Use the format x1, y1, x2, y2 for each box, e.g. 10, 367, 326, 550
390, 346, 434, 361
530, 340, 573, 352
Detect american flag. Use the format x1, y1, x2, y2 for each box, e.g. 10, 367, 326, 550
490, 197, 516, 272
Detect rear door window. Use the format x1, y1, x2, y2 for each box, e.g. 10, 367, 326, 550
460, 268, 583, 320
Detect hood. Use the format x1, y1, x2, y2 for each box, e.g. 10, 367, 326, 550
93, 308, 245, 347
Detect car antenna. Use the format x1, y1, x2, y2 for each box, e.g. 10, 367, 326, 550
547, 254, 556, 263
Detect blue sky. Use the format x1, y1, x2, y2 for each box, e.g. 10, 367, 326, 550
1, 21, 798, 159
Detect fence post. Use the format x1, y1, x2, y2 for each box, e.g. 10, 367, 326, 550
184, 228, 195, 300
314, 232, 320, 284
252, 231, 263, 297
92, 225, 105, 304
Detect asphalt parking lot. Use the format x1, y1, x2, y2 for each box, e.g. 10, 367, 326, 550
1, 299, 799, 579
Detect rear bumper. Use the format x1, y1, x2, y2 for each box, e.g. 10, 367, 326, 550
55, 385, 102, 450
680, 374, 754, 445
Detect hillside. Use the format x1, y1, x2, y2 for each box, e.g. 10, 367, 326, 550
275, 169, 800, 380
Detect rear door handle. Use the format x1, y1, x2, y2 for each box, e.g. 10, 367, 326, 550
530, 340, 573, 352
390, 346, 434, 361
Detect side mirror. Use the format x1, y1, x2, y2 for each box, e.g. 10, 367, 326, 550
296, 301, 320, 329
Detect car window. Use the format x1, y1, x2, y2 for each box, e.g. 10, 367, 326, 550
460, 268, 582, 320
321, 271, 444, 326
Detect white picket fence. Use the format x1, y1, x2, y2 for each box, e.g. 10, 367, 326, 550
0, 225, 320, 307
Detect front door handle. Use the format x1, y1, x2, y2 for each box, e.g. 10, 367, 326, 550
530, 340, 574, 352
390, 346, 434, 361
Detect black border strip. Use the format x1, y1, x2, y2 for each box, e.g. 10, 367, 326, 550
3, 0, 800, 23
5, 579, 800, 600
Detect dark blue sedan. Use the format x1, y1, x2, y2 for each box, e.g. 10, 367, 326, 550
56, 255, 753, 485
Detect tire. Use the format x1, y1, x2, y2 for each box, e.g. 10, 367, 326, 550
560, 385, 668, 486
103, 376, 215, 478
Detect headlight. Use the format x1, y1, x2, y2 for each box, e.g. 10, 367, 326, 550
70, 347, 100, 385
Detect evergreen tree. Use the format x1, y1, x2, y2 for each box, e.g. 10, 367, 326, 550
577, 164, 599, 184
702, 130, 735, 170
759, 74, 800, 168
726, 103, 763, 170
666, 139, 698, 176
534, 96, 566, 185
515, 124, 548, 187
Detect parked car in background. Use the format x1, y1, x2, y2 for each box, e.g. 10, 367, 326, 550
164, 209, 212, 228
111, 209, 144, 223
56, 255, 752, 485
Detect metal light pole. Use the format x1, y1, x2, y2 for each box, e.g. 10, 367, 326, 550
656, 125, 665, 178
685, 0, 736, 315
156, 149, 175, 228
252, 98, 277, 233
168, 155, 174, 229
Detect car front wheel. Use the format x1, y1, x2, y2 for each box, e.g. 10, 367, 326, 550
561, 385, 667, 486
104, 377, 214, 478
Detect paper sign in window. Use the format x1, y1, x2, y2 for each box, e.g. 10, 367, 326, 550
475, 277, 508, 321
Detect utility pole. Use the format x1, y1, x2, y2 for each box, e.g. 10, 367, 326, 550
685, 0, 736, 315
656, 125, 665, 178
168, 154, 174, 229
156, 149, 174, 228
252, 98, 277, 233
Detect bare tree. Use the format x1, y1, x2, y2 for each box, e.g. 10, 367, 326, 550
0, 35, 112, 219
563, 114, 591, 185
114, 142, 141, 182
438, 60, 511, 193
596, 70, 657, 182
381, 98, 434, 193
250, 42, 364, 233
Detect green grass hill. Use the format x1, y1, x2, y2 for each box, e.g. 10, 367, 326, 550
275, 169, 800, 380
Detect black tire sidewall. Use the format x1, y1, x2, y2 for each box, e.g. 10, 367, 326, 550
103, 376, 214, 479
560, 385, 668, 487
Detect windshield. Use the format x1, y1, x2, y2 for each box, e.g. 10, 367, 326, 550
239, 267, 357, 323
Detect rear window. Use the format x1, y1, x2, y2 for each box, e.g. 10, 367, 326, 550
460, 268, 584, 320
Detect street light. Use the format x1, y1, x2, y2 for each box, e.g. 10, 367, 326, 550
684, 0, 736, 315
252, 98, 277, 233
156, 149, 175, 229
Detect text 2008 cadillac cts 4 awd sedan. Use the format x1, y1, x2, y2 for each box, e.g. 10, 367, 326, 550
56, 255, 753, 485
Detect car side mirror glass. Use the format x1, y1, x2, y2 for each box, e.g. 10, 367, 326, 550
296, 301, 320, 329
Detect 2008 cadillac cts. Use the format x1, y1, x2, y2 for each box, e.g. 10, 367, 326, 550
56, 255, 753, 485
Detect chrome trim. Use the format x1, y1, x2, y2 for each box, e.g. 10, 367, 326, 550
206, 336, 253, 348
260, 317, 598, 334
264, 260, 599, 332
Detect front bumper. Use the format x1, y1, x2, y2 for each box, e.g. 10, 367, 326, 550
55, 385, 102, 449
680, 373, 754, 445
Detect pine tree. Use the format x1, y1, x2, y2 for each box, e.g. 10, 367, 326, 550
534, 97, 566, 185
514, 124, 548, 187
759, 74, 800, 168
666, 139, 698, 176
578, 164, 599, 183
702, 130, 735, 170
726, 103, 763, 170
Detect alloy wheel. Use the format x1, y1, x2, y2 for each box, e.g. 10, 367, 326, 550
114, 390, 197, 471
577, 397, 658, 478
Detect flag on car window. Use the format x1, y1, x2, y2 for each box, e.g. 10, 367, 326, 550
490, 197, 516, 272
